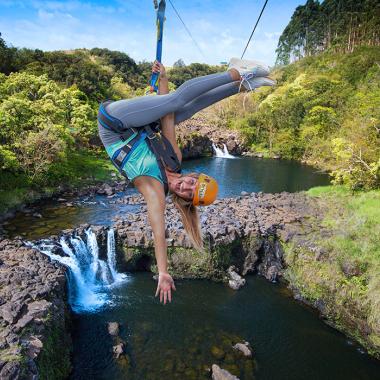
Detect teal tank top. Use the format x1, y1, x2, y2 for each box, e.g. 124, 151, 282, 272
105, 137, 163, 184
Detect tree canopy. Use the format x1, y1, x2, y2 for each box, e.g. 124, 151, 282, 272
276, 0, 380, 64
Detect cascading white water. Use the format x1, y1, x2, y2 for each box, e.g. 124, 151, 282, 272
30, 228, 127, 312
107, 228, 122, 281
212, 142, 236, 158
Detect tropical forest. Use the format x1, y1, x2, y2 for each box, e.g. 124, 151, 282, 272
0, 0, 379, 379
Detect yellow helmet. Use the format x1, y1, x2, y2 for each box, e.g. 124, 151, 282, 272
192, 173, 219, 206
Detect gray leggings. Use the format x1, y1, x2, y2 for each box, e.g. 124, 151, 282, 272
106, 71, 239, 128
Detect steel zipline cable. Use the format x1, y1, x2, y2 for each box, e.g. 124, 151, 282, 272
241, 0, 269, 59
167, 0, 207, 60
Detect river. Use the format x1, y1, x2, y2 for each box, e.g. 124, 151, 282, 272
70, 274, 380, 380
3, 157, 329, 240
4, 157, 379, 379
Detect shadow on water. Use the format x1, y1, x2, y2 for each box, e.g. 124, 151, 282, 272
70, 274, 380, 380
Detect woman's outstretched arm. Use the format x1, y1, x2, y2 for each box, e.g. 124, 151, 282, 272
134, 176, 176, 304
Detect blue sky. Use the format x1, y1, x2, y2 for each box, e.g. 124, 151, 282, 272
0, 0, 303, 66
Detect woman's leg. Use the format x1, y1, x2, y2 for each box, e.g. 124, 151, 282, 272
174, 82, 239, 124
106, 70, 240, 128
174, 76, 275, 123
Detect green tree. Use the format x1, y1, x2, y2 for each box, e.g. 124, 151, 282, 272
0, 72, 97, 185
169, 63, 223, 87
173, 59, 186, 67
276, 0, 380, 64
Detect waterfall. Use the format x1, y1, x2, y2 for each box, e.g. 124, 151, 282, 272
29, 228, 127, 313
107, 228, 122, 281
212, 142, 236, 158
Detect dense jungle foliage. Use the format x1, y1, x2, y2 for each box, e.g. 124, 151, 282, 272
208, 46, 380, 190
205, 0, 379, 190
0, 33, 222, 212
276, 0, 380, 64
0, 0, 379, 213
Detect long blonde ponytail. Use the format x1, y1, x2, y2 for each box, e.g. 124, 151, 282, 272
171, 193, 203, 251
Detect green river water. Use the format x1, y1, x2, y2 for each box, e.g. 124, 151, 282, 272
3, 157, 379, 379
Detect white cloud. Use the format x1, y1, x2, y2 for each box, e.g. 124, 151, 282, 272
37, 9, 54, 20
37, 8, 78, 24
264, 32, 281, 39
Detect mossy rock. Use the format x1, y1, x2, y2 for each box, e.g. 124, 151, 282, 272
223, 363, 241, 377
211, 345, 225, 360
117, 354, 130, 370
36, 313, 71, 380
243, 359, 256, 380
183, 368, 198, 379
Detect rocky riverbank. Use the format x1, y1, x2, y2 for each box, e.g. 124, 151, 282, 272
101, 190, 380, 358
0, 114, 247, 224
0, 190, 378, 379
0, 175, 130, 226
0, 240, 71, 379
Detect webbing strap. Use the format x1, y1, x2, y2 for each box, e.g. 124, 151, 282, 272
112, 132, 145, 168
145, 125, 181, 195
98, 103, 124, 133
145, 125, 181, 173
98, 101, 138, 142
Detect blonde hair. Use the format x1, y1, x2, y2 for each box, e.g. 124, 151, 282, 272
171, 173, 203, 250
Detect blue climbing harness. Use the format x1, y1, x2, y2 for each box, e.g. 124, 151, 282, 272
97, 101, 181, 195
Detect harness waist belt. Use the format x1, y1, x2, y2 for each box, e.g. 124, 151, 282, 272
112, 132, 146, 169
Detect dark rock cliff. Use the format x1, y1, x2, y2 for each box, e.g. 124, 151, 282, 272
176, 116, 246, 158
0, 240, 71, 380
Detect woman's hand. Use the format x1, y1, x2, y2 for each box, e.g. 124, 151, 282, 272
152, 60, 167, 80
155, 272, 176, 304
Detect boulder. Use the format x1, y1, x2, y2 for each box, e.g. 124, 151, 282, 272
233, 342, 252, 357
113, 342, 125, 359
0, 302, 24, 324
341, 261, 362, 278
0, 361, 20, 380
104, 184, 114, 196
27, 300, 51, 319
226, 139, 237, 153
108, 322, 120, 337
265, 265, 279, 282
14, 314, 34, 331
211, 364, 240, 380
27, 337, 43, 359
227, 266, 246, 290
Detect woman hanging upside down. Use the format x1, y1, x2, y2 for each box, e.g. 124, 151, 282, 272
98, 58, 275, 304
